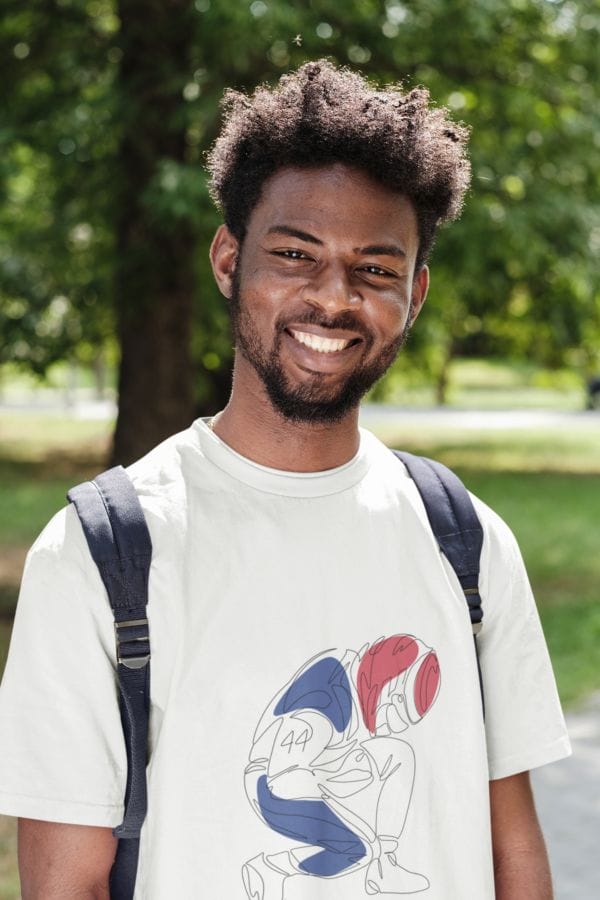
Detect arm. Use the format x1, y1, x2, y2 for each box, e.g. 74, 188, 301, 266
490, 771, 553, 900
18, 819, 117, 900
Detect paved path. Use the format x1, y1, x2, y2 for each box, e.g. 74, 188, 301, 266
359, 404, 600, 432
532, 693, 600, 899
2, 399, 599, 430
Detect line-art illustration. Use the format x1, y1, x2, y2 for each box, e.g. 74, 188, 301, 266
242, 634, 441, 898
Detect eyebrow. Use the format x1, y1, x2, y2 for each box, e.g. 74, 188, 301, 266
357, 243, 406, 259
266, 225, 406, 259
266, 225, 323, 245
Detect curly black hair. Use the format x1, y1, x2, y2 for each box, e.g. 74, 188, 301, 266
207, 60, 471, 271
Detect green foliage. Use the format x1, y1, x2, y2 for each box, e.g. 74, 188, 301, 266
1, 0, 599, 395
1, 0, 118, 373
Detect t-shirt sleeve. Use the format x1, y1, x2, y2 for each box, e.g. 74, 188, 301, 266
0, 504, 126, 826
473, 498, 571, 780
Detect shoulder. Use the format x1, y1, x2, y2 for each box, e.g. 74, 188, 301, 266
470, 494, 522, 571
25, 500, 91, 579
468, 494, 528, 608
361, 432, 528, 598
26, 422, 203, 576
361, 433, 518, 552
125, 421, 202, 509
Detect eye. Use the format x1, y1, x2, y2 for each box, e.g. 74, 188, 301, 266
360, 264, 395, 278
272, 248, 311, 260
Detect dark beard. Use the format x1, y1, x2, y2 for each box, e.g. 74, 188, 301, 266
229, 275, 412, 424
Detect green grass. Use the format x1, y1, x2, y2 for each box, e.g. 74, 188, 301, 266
379, 386, 585, 410
453, 470, 600, 706
0, 399, 598, 892
0, 415, 111, 898
370, 423, 600, 474
375, 424, 600, 708
0, 415, 112, 511
0, 414, 112, 608
375, 357, 586, 409
0, 413, 113, 463
0, 814, 18, 900
1, 408, 599, 707
0, 472, 85, 546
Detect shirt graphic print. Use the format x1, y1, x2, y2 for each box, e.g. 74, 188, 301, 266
242, 634, 441, 898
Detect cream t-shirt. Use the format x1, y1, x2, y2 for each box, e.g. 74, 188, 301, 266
0, 421, 570, 899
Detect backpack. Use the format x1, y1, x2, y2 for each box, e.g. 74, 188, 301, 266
67, 449, 484, 900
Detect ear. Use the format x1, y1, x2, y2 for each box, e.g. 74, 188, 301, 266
409, 265, 429, 325
210, 225, 239, 299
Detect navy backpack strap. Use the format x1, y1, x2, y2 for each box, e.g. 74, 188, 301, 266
67, 465, 152, 900
393, 450, 485, 715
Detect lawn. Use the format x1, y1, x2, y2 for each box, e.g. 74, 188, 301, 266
372, 356, 586, 410
0, 813, 18, 900
1, 408, 599, 705
0, 405, 599, 894
0, 414, 113, 670
370, 423, 600, 707
0, 414, 115, 898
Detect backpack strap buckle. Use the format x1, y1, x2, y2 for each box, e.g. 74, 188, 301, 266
115, 617, 150, 669
463, 587, 483, 636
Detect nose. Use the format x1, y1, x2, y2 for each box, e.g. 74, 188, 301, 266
302, 262, 360, 315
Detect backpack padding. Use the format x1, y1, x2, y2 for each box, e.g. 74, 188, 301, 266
67, 466, 152, 900
392, 450, 485, 714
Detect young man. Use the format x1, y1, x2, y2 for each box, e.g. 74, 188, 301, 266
0, 61, 570, 899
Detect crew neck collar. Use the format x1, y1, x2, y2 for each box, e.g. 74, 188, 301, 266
192, 417, 372, 498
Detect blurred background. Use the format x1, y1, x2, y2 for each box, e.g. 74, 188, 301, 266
0, 0, 599, 896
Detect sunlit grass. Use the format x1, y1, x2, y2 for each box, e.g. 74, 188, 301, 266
0, 413, 113, 463
0, 414, 112, 547
368, 423, 600, 708
373, 357, 586, 410
0, 398, 598, 895
0, 814, 18, 900
1, 410, 599, 707
370, 423, 600, 474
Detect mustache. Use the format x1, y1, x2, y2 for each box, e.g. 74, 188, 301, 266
275, 309, 374, 343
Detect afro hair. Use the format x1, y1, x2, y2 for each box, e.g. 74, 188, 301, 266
207, 59, 471, 270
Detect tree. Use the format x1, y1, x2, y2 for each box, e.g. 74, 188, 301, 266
1, 0, 598, 459
0, 0, 118, 374
110, 0, 198, 462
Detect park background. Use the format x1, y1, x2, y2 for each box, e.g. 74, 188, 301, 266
0, 0, 599, 897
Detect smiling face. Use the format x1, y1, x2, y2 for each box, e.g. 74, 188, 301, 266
211, 164, 429, 424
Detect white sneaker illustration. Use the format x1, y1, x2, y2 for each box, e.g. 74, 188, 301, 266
242, 853, 288, 900
365, 852, 430, 895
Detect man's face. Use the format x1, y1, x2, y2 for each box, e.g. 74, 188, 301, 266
212, 164, 428, 424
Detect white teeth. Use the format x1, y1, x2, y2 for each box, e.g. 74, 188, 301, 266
289, 329, 352, 353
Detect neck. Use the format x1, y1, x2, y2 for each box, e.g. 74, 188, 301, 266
211, 357, 361, 472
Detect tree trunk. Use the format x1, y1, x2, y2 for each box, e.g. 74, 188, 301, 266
110, 0, 196, 466
435, 341, 456, 407
92, 351, 106, 401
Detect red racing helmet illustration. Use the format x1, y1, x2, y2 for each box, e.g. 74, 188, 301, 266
357, 634, 441, 734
